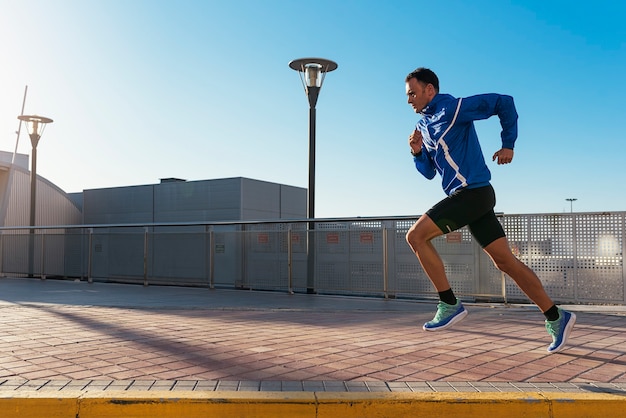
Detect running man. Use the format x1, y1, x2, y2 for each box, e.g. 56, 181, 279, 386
404, 67, 575, 354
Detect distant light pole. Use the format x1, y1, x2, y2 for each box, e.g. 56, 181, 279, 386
17, 114, 53, 277
566, 198, 577, 213
289, 57, 338, 293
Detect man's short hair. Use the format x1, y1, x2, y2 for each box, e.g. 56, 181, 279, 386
406, 67, 439, 91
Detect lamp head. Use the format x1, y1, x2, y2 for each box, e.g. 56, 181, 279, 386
18, 114, 53, 137
289, 57, 338, 91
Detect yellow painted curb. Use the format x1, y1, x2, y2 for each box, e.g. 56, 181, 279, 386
317, 391, 548, 417
0, 390, 624, 418
547, 392, 626, 418
79, 391, 317, 418
316, 391, 626, 418
0, 390, 82, 418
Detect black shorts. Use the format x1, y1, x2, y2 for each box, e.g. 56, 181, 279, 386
425, 185, 505, 248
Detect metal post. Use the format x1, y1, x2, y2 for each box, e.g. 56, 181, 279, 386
0, 232, 3, 276
40, 234, 46, 280
288, 226, 293, 294
29, 137, 37, 228
28, 135, 38, 277
241, 224, 247, 288
143, 227, 149, 286
572, 213, 579, 303
499, 212, 508, 304
306, 87, 319, 294
382, 226, 389, 299
204, 225, 210, 287
308, 100, 317, 223
209, 227, 215, 289
87, 228, 94, 283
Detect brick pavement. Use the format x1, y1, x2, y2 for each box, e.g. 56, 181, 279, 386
0, 278, 625, 393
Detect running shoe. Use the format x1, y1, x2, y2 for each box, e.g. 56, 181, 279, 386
423, 300, 468, 331
545, 308, 576, 354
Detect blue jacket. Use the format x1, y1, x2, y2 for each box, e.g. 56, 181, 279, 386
413, 93, 518, 195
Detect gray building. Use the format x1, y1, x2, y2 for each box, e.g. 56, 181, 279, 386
82, 177, 306, 224
0, 149, 306, 227
74, 177, 307, 285
0, 151, 82, 228
1, 149, 306, 281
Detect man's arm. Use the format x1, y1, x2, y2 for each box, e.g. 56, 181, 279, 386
456, 94, 518, 150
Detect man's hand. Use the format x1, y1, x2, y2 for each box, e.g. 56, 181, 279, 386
409, 129, 423, 155
492, 148, 514, 165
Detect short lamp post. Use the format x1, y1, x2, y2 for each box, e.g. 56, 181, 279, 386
17, 114, 53, 277
289, 58, 338, 293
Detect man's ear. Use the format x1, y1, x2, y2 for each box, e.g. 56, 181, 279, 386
426, 83, 437, 97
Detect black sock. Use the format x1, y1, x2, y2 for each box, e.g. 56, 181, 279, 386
438, 288, 457, 305
544, 305, 559, 321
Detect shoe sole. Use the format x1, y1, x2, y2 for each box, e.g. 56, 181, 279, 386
547, 312, 577, 354
423, 308, 468, 332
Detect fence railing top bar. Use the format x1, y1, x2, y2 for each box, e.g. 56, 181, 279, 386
0, 215, 424, 232
2, 211, 623, 232
503, 211, 625, 217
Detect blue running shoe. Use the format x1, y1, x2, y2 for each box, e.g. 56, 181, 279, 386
545, 308, 576, 354
423, 300, 468, 331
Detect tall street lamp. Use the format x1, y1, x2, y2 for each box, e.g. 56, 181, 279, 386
17, 114, 53, 277
289, 57, 338, 293
566, 198, 577, 213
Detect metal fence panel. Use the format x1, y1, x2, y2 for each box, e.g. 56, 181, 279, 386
1, 233, 29, 275
575, 213, 623, 302
242, 223, 307, 292
1, 212, 624, 304
63, 232, 86, 278
244, 227, 286, 291
90, 231, 146, 284
149, 230, 208, 286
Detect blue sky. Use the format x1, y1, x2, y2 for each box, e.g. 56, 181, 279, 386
1, 0, 624, 217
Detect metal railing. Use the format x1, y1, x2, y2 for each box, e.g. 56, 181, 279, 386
1, 212, 624, 304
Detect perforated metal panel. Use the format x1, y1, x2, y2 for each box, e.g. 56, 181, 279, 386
149, 231, 208, 285
498, 213, 625, 303
244, 225, 287, 290
393, 262, 432, 294
502, 214, 576, 302
2, 213, 624, 304
575, 213, 623, 302
314, 221, 385, 294
391, 219, 431, 295
390, 219, 477, 296
240, 223, 309, 292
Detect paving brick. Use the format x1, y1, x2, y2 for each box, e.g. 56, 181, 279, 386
1, 279, 626, 395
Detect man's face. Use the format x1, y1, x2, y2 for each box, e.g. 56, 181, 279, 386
406, 78, 433, 113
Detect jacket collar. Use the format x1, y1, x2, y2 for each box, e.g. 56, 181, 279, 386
421, 93, 454, 115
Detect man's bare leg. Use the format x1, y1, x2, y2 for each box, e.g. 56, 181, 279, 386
406, 215, 468, 331
405, 215, 449, 291
483, 236, 554, 312
483, 236, 576, 353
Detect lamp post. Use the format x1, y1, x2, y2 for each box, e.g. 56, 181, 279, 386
289, 57, 338, 293
17, 114, 53, 277
566, 198, 577, 213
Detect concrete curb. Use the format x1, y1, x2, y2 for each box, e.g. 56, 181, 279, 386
1, 390, 625, 418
